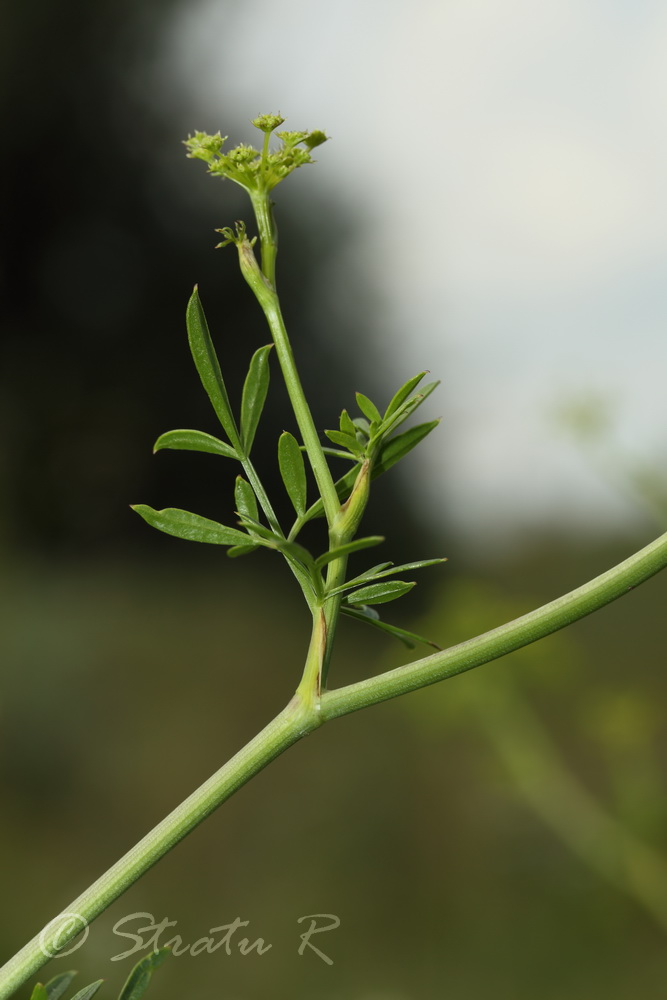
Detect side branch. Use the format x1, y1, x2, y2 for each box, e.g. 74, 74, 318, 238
320, 529, 667, 720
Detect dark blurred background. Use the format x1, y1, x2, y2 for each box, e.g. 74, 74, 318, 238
1, 3, 667, 1000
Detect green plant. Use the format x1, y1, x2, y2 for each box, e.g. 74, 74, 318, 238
25, 950, 168, 1000
2, 114, 667, 999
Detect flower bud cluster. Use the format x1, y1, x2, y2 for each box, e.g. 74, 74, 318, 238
184, 114, 328, 195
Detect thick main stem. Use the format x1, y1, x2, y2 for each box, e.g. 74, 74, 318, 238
320, 528, 667, 720
0, 700, 320, 1000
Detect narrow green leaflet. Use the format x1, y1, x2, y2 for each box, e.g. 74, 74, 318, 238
339, 409, 357, 438
186, 286, 241, 449
325, 429, 364, 456
384, 371, 427, 419
346, 580, 415, 605
278, 431, 307, 516
356, 392, 381, 424
132, 506, 250, 546
341, 606, 441, 649
379, 381, 440, 437
234, 476, 259, 522
118, 947, 170, 1000
240, 344, 272, 454
315, 536, 384, 571
328, 558, 445, 596
153, 429, 238, 460
375, 421, 440, 475
43, 972, 78, 1000
29, 986, 48, 1000
69, 982, 103, 1000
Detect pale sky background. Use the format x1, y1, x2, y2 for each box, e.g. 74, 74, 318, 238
160, 0, 667, 549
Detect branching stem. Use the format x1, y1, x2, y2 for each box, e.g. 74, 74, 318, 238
2, 529, 666, 999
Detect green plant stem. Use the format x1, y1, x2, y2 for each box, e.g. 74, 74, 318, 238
245, 192, 341, 529
320, 555, 348, 688
2, 535, 666, 999
250, 190, 277, 288
239, 458, 281, 534
261, 296, 341, 526
0, 698, 321, 1000
320, 528, 667, 720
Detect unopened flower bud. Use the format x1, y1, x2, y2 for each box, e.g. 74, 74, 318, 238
251, 113, 285, 133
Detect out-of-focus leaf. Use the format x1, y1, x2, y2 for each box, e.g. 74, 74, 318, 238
132, 506, 250, 546
352, 417, 371, 437
346, 580, 415, 605
44, 972, 78, 1000
186, 287, 240, 448
375, 421, 440, 475
341, 606, 440, 649
227, 543, 261, 558
278, 431, 307, 517
356, 392, 381, 424
234, 477, 259, 523
117, 947, 170, 1000
240, 344, 272, 454
315, 536, 384, 571
68, 982, 103, 1000
29, 985, 48, 1000
153, 429, 238, 460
